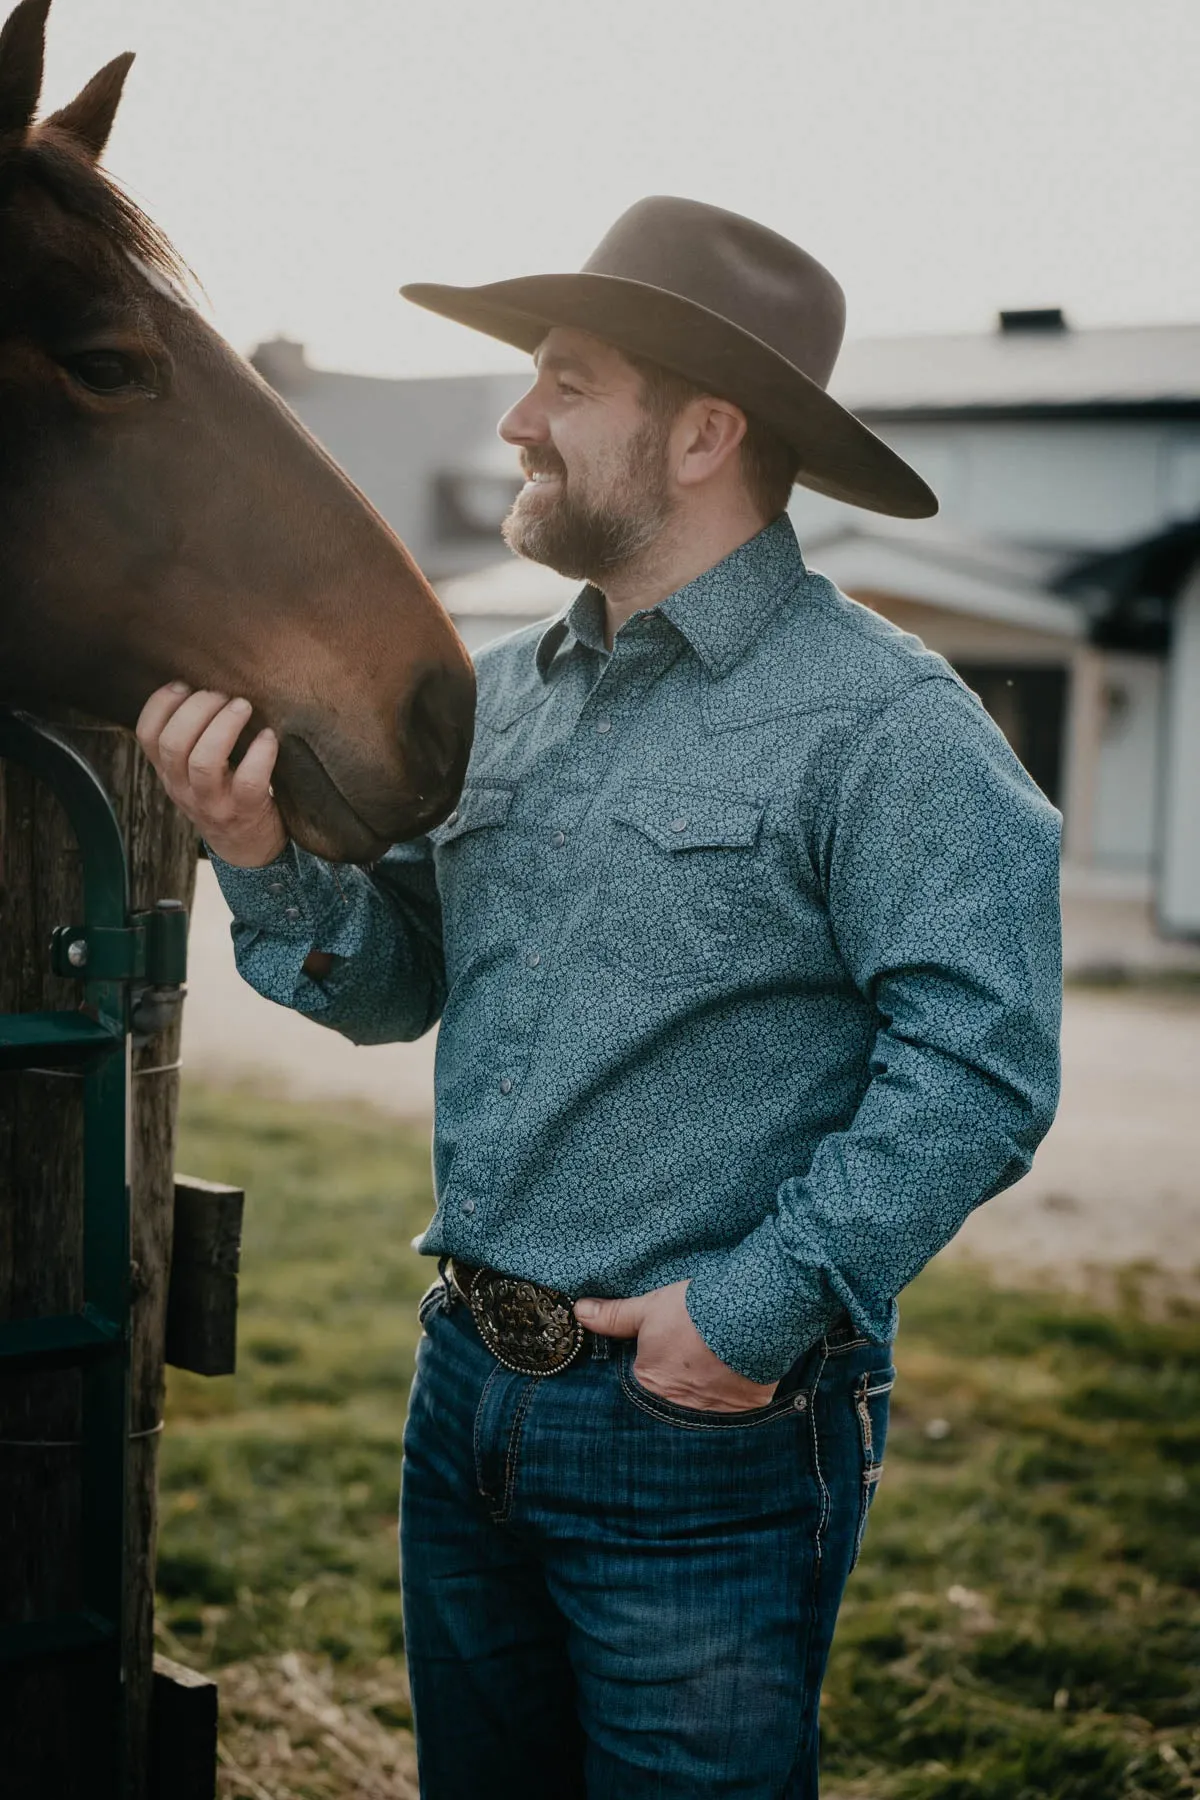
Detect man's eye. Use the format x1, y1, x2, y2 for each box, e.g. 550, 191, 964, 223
64, 350, 142, 393
556, 380, 582, 397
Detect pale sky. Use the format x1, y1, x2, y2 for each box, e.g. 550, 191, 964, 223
36, 0, 1200, 380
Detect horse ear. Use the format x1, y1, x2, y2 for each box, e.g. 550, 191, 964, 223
44, 50, 134, 161
0, 0, 50, 147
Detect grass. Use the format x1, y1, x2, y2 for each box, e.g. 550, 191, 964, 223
166, 1083, 1200, 1799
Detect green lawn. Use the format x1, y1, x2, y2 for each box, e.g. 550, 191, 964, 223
166, 1084, 1200, 1799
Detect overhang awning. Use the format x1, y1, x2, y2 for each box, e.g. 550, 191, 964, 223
804, 526, 1086, 639
1054, 515, 1200, 651
436, 555, 580, 619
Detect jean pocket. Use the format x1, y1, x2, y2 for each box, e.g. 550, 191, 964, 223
616, 1344, 807, 1432
851, 1364, 895, 1570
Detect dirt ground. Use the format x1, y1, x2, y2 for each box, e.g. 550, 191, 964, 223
182, 862, 1200, 1290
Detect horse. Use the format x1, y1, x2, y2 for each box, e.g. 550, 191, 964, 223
0, 5, 476, 1790
0, 0, 475, 863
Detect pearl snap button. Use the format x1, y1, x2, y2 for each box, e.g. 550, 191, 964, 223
669, 818, 688, 833
499, 1076, 513, 1095
595, 718, 612, 734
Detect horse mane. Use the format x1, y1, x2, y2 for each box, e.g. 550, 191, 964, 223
22, 125, 193, 294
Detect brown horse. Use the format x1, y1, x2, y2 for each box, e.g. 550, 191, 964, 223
0, 0, 475, 861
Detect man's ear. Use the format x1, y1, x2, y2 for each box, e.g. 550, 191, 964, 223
708, 399, 749, 465
0, 0, 50, 157
44, 50, 134, 162
675, 397, 748, 489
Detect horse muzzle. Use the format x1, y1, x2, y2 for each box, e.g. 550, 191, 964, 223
273, 663, 475, 863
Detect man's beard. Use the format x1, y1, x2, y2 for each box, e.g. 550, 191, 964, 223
501, 416, 673, 583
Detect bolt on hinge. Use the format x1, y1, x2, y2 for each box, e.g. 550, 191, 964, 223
50, 897, 189, 987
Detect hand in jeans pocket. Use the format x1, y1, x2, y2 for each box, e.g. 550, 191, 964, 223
575, 1279, 778, 1413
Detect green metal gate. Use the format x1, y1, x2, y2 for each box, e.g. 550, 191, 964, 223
0, 710, 187, 1798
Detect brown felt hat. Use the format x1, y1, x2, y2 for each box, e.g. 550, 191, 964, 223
401, 195, 937, 519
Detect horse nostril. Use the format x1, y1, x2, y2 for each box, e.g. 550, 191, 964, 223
399, 662, 476, 799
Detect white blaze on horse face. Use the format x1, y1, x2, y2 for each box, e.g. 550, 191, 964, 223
124, 251, 192, 312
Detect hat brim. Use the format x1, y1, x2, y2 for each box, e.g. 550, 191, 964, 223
400, 271, 937, 519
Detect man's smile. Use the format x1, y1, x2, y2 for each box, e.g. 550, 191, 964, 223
519, 472, 564, 498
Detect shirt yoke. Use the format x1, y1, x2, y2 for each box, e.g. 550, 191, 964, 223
467, 565, 974, 756
707, 567, 966, 731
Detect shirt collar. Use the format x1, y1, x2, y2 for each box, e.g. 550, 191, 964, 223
534, 582, 608, 679
534, 514, 805, 682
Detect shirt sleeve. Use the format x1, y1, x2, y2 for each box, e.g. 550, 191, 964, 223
685, 674, 1063, 1383
206, 836, 445, 1046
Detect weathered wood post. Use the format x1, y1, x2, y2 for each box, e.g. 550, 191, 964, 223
0, 715, 197, 1799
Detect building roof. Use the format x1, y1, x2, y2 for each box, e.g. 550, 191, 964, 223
832, 322, 1200, 421
254, 318, 1200, 450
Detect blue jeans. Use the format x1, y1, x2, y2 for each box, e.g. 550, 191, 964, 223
400, 1276, 894, 1799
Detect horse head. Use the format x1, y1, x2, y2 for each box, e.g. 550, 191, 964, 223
0, 0, 475, 860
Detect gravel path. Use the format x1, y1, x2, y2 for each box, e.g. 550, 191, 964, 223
182, 864, 1200, 1286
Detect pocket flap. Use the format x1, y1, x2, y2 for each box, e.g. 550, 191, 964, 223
429, 784, 514, 845
611, 789, 765, 852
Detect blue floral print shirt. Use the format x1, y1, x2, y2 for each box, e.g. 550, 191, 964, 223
210, 516, 1062, 1382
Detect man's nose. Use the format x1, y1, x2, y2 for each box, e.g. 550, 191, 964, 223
497, 387, 546, 446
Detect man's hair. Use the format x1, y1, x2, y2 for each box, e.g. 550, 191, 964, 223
630, 354, 800, 522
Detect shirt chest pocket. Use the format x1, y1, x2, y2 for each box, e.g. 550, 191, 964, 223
596, 788, 766, 985
429, 784, 515, 977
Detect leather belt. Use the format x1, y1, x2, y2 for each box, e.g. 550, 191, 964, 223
447, 1259, 592, 1376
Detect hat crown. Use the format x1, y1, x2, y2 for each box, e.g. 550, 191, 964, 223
581, 196, 846, 392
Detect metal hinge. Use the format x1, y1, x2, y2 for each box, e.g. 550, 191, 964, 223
50, 898, 189, 1043
50, 898, 188, 986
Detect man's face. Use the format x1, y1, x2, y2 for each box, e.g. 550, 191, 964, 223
497, 327, 675, 581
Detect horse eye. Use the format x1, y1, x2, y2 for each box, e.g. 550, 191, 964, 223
65, 350, 140, 393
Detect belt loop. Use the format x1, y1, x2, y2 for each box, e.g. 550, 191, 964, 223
590, 1331, 610, 1361
437, 1254, 458, 1308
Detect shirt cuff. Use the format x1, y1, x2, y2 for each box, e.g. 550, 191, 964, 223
205, 842, 323, 943
685, 1217, 849, 1384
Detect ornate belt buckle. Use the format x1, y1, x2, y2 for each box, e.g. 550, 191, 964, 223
466, 1268, 586, 1376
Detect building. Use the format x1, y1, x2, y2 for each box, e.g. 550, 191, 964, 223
797, 311, 1200, 934
251, 315, 1200, 937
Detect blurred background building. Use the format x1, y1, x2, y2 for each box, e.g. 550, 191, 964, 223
251, 310, 1200, 941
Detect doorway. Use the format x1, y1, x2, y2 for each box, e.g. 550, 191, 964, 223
952, 663, 1069, 805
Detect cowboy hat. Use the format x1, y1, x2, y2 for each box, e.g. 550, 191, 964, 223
400, 195, 937, 520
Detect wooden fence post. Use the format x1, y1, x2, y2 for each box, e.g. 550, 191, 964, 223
150, 1654, 218, 1800
165, 1177, 244, 1378
0, 716, 197, 1799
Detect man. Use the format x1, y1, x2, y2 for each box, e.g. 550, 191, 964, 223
138, 197, 1062, 1798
